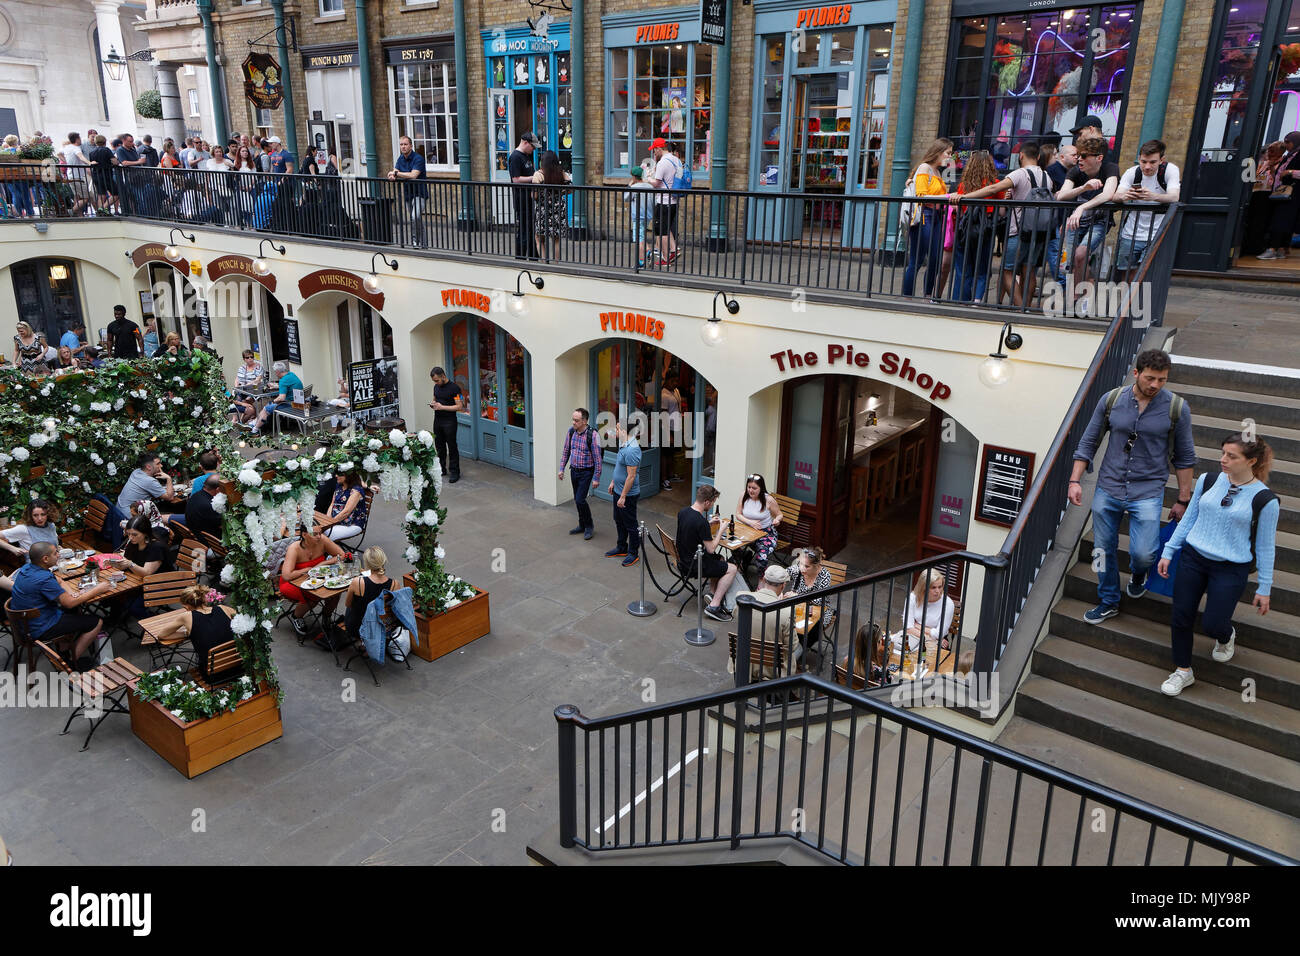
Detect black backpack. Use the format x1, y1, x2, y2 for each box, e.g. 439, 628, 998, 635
1018, 167, 1057, 235
1190, 473, 1278, 571
1129, 161, 1167, 192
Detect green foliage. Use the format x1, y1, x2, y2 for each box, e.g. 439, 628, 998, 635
136, 89, 163, 120
132, 668, 258, 723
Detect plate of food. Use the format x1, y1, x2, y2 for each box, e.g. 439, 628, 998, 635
321, 575, 350, 590
303, 576, 326, 590
58, 558, 85, 573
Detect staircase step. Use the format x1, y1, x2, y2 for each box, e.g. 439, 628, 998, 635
1167, 381, 1300, 430
1194, 445, 1300, 497
1080, 532, 1300, 616
1063, 562, 1300, 663
1032, 633, 1300, 759
1015, 675, 1300, 817
1170, 366, 1300, 402
1082, 522, 1300, 576
998, 717, 1300, 858
1162, 481, 1300, 534
1192, 415, 1300, 462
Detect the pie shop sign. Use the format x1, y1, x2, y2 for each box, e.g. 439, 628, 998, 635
242, 52, 284, 110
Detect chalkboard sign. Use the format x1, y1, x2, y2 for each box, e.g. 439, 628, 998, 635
283, 317, 301, 365
975, 445, 1036, 528
700, 0, 726, 45
196, 298, 212, 340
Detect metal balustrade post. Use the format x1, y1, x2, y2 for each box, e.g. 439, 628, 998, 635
973, 557, 1007, 675
734, 592, 755, 688
555, 704, 579, 849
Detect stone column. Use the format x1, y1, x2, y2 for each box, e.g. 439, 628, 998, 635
156, 63, 186, 146
91, 0, 141, 135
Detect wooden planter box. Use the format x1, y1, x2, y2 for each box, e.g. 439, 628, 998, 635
128, 681, 283, 779
402, 573, 491, 662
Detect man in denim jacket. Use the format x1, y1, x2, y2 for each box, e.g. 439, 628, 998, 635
1068, 349, 1195, 623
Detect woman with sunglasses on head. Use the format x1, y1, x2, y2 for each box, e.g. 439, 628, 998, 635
733, 473, 783, 571
1156, 433, 1278, 697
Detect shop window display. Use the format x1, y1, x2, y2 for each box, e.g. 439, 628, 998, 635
392, 59, 459, 168
943, 4, 1137, 171
607, 43, 712, 174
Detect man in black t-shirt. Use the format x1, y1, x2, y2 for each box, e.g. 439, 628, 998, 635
508, 132, 540, 260
675, 484, 740, 623
429, 366, 465, 483
1057, 136, 1120, 285
105, 305, 143, 359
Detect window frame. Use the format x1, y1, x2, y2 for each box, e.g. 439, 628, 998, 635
188, 89, 200, 118
604, 42, 712, 178
389, 58, 459, 172
318, 0, 344, 16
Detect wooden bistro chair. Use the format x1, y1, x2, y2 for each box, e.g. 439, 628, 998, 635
195, 640, 245, 689
770, 493, 809, 566
176, 538, 208, 577
4, 599, 41, 677
344, 589, 413, 687
198, 531, 228, 583
33, 640, 142, 751
727, 631, 788, 684
59, 497, 112, 552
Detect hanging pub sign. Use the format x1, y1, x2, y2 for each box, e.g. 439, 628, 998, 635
700, 0, 726, 45
242, 52, 285, 109
283, 317, 302, 365
975, 444, 1036, 528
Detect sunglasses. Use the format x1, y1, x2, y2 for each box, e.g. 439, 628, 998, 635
1221, 485, 1242, 508
1124, 430, 1138, 455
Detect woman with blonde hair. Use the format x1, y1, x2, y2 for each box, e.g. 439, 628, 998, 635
890, 568, 956, 660
902, 137, 954, 298
344, 546, 392, 648
12, 320, 49, 375
1156, 434, 1279, 696
152, 331, 188, 359
150, 581, 238, 683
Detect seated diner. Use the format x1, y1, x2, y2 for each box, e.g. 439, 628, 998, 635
344, 547, 393, 649
8, 541, 115, 671
279, 523, 347, 637
148, 582, 240, 684
249, 361, 304, 436
674, 483, 741, 623
0, 499, 61, 563
316, 471, 370, 542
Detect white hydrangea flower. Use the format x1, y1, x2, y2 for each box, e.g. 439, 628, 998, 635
139, 419, 151, 430
362, 454, 380, 473
82, 481, 91, 493
314, 447, 327, 460
106, 461, 116, 475
339, 461, 354, 472
230, 613, 256, 636
67, 440, 77, 452
71, 404, 81, 413
238, 469, 262, 487
422, 509, 438, 526
28, 434, 47, 448
241, 491, 259, 509
405, 545, 419, 564
10, 447, 28, 461
172, 397, 185, 405
368, 438, 383, 450
405, 509, 419, 523
113, 398, 124, 411
389, 429, 407, 447
219, 564, 236, 586
283, 458, 299, 471
434, 546, 446, 560
212, 492, 227, 513
272, 482, 291, 494
417, 430, 434, 448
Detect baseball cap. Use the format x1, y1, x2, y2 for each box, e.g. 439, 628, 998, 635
651, 137, 668, 150
1069, 115, 1103, 135
267, 135, 282, 143
764, 565, 790, 585
520, 131, 540, 145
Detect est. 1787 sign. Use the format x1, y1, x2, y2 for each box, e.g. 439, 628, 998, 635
242, 52, 284, 110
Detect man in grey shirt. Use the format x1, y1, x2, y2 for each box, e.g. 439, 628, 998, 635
1068, 349, 1195, 623
116, 452, 178, 515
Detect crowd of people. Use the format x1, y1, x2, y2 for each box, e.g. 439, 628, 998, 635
903, 117, 1194, 310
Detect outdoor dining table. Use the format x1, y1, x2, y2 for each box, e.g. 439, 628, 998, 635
55, 557, 145, 598
299, 573, 356, 660
709, 517, 765, 554
273, 403, 336, 440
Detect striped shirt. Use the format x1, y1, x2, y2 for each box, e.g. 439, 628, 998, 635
236, 362, 264, 387
560, 425, 602, 480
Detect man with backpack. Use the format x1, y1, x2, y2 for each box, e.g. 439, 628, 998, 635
1113, 139, 1180, 277
648, 138, 683, 266
1068, 349, 1196, 625
558, 407, 602, 540
954, 141, 1056, 307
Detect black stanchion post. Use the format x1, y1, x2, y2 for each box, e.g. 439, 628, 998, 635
627, 522, 657, 617
684, 544, 715, 646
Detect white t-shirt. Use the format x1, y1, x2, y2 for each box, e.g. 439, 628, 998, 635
891, 592, 956, 652
1118, 161, 1180, 240
653, 154, 681, 205
60, 143, 88, 179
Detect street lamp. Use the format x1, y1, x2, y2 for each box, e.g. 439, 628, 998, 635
101, 45, 154, 82
364, 253, 398, 294
509, 270, 544, 317
978, 322, 1024, 388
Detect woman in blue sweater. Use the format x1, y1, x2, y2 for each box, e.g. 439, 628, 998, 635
1156, 433, 1278, 696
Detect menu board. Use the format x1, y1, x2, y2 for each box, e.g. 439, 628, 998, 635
975, 445, 1036, 528
283, 317, 301, 365
196, 298, 212, 340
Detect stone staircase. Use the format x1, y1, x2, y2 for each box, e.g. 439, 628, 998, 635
1008, 361, 1300, 851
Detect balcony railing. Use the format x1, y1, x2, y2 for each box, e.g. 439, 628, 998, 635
7, 162, 1173, 318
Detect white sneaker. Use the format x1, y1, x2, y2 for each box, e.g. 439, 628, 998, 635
1160, 668, 1194, 696
1212, 628, 1236, 663
1257, 250, 1278, 260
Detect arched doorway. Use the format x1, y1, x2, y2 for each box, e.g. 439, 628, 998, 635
587, 337, 717, 508
445, 313, 532, 475
10, 257, 84, 344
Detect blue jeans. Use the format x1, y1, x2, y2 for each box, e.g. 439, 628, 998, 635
1065, 221, 1108, 272
570, 466, 595, 530
1114, 235, 1150, 272
903, 211, 943, 297
1169, 545, 1250, 668
1090, 488, 1163, 608
7, 182, 34, 216
1046, 234, 1064, 282
952, 239, 994, 301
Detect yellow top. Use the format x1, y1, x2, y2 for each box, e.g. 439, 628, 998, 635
914, 170, 947, 196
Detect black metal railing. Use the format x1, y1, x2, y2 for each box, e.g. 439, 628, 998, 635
9, 161, 1170, 314
553, 672, 1291, 865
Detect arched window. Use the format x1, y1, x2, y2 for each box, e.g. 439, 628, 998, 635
93, 28, 109, 121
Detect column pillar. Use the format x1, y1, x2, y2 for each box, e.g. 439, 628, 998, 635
569, 0, 587, 235
355, 0, 379, 178
92, 0, 140, 135
454, 0, 476, 226
156, 64, 186, 146
196, 0, 229, 139
885, 0, 926, 255
706, 0, 734, 251
1138, 0, 1187, 144
270, 0, 299, 163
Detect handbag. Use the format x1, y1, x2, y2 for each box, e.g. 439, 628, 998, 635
1269, 182, 1294, 201
1144, 520, 1180, 598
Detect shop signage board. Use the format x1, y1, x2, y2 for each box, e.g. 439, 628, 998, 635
386, 41, 457, 65
129, 243, 189, 274
302, 47, 358, 71
700, 0, 726, 45
768, 345, 952, 401
975, 444, 1035, 527
196, 299, 212, 340
283, 317, 302, 366
297, 269, 386, 312
206, 254, 278, 293
348, 357, 400, 423
242, 53, 285, 110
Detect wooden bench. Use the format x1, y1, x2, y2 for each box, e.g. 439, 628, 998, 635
34, 639, 142, 751
728, 631, 788, 681
770, 493, 809, 564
